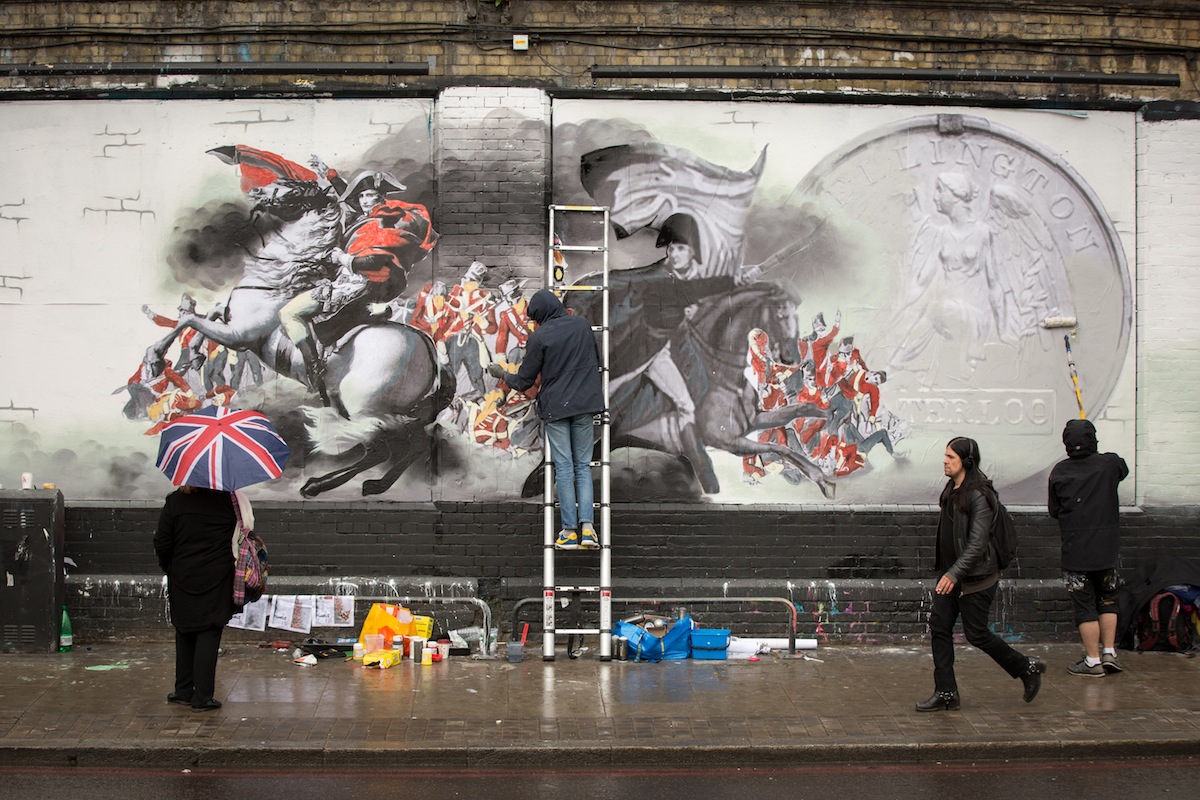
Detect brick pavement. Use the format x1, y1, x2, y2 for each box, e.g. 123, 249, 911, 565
1, 641, 1198, 767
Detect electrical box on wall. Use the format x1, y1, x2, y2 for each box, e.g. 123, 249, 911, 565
512, 34, 529, 51
0, 490, 66, 653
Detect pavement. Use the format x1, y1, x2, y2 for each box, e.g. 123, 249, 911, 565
1, 640, 1198, 769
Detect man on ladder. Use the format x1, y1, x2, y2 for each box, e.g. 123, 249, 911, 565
489, 288, 605, 550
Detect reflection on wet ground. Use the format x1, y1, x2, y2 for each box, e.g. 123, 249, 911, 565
1, 641, 1198, 766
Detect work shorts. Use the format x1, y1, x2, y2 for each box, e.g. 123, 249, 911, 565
1063, 567, 1121, 626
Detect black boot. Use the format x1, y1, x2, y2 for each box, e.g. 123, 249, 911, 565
297, 337, 332, 408
1021, 658, 1045, 703
915, 690, 960, 712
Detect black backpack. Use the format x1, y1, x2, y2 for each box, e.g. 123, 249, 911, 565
1136, 592, 1196, 652
988, 494, 1018, 571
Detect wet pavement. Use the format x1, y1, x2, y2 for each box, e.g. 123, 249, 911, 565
1, 641, 1198, 768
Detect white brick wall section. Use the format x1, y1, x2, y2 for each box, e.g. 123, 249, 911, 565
1136, 116, 1200, 504
435, 88, 550, 275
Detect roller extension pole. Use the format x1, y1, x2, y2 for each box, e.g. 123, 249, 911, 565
1064, 334, 1085, 420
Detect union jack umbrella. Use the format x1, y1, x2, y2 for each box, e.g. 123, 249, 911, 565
156, 406, 291, 491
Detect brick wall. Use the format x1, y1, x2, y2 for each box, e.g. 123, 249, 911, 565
1136, 115, 1200, 504
1, 2, 1197, 104
435, 87, 551, 277
61, 502, 1200, 643
4, 3, 1200, 646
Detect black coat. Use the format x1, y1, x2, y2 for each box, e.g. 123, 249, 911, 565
936, 488, 999, 583
1048, 420, 1129, 571
508, 289, 605, 423
153, 488, 236, 632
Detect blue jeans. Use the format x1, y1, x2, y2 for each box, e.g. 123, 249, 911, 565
544, 413, 595, 531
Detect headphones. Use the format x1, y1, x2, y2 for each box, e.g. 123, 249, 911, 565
954, 437, 979, 469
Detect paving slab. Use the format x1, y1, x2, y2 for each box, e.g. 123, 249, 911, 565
1, 641, 1198, 767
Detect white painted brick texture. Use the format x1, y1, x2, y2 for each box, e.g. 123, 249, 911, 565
1136, 117, 1200, 504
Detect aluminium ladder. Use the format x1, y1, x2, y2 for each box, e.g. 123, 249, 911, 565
542, 204, 612, 662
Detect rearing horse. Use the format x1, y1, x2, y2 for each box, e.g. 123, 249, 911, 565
154, 185, 453, 497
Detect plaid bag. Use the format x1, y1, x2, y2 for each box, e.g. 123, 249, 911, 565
231, 492, 268, 607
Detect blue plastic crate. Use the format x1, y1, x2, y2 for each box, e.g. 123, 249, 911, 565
691, 628, 730, 660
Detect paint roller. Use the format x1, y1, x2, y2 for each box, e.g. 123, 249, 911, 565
1041, 315, 1085, 419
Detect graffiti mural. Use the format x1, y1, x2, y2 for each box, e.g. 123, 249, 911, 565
551, 102, 1134, 504
0, 98, 1134, 505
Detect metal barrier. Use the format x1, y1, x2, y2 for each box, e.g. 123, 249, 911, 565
511, 595, 799, 655
356, 595, 493, 656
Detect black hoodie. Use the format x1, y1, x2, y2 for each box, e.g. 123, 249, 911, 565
1048, 419, 1129, 571
507, 289, 605, 422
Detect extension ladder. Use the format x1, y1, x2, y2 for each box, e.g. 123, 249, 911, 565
542, 204, 612, 662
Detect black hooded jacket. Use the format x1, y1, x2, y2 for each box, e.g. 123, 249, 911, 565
507, 289, 605, 423
1048, 419, 1129, 571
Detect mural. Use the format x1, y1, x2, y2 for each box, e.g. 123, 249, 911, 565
0, 99, 1134, 505
551, 102, 1135, 504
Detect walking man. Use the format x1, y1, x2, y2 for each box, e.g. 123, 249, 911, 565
1048, 418, 1130, 677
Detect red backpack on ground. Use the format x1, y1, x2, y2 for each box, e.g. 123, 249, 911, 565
1136, 591, 1196, 652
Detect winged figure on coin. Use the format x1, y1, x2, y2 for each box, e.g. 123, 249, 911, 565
889, 170, 1076, 373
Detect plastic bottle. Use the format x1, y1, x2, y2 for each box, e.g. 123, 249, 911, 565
58, 605, 73, 652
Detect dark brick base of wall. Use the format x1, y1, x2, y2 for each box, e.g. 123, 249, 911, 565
59, 503, 1199, 645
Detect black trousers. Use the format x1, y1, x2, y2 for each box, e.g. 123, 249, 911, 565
174, 625, 224, 705
929, 584, 1029, 693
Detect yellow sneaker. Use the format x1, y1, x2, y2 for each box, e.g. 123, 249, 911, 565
579, 526, 599, 550
554, 530, 579, 550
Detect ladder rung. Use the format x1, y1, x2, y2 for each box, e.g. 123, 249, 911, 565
555, 585, 602, 592
551, 204, 607, 212
554, 244, 606, 253
555, 628, 603, 635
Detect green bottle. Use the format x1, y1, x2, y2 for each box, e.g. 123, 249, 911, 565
58, 605, 73, 652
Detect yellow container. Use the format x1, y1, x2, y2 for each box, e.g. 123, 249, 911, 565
413, 615, 434, 640
363, 649, 403, 669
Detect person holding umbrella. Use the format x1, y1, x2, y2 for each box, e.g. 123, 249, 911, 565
154, 406, 290, 712
154, 485, 239, 712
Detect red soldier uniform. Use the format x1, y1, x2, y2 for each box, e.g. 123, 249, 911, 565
410, 283, 454, 343
791, 381, 831, 450
342, 199, 439, 301
835, 369, 882, 420
495, 301, 532, 356
810, 324, 841, 388
444, 283, 498, 340
743, 329, 799, 480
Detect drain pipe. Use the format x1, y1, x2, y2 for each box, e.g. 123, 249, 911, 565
511, 595, 799, 654
6, 61, 431, 77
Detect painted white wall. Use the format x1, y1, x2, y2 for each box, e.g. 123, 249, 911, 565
1136, 116, 1200, 505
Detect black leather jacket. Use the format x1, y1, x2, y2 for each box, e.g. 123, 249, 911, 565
938, 488, 998, 583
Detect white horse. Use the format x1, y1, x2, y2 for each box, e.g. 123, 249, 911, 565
156, 184, 454, 496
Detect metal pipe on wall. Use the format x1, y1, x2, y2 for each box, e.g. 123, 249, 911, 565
590, 65, 1181, 87
6, 62, 430, 77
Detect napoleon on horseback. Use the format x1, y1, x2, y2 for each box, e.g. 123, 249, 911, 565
151, 145, 452, 498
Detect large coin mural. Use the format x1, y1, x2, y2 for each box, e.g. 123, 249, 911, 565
794, 113, 1131, 501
